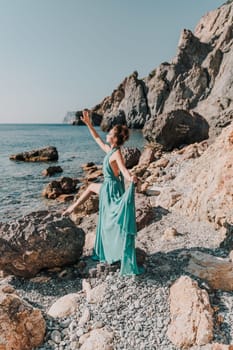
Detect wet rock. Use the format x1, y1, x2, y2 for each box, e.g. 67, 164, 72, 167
42, 177, 79, 199
135, 247, 147, 266
10, 146, 58, 162
42, 166, 63, 176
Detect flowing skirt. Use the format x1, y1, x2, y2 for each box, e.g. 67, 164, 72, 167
93, 181, 141, 276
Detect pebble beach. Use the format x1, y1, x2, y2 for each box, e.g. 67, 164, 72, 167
3, 207, 231, 350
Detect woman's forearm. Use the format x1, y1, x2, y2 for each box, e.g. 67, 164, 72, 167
121, 168, 132, 182
119, 163, 137, 183
86, 122, 100, 140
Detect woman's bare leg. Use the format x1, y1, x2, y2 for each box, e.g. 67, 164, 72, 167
63, 183, 101, 216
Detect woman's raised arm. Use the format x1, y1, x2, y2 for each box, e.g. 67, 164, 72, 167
81, 110, 110, 153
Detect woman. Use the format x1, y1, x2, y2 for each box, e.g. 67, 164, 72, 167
63, 110, 141, 275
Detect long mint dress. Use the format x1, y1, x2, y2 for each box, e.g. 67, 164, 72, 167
93, 147, 141, 276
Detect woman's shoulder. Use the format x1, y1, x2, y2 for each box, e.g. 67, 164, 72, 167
110, 147, 123, 160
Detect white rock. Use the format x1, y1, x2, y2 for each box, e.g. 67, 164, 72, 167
47, 293, 80, 318
80, 327, 114, 350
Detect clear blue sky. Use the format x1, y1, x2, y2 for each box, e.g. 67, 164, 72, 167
0, 0, 224, 123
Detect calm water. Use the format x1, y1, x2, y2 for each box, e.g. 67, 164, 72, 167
0, 124, 144, 222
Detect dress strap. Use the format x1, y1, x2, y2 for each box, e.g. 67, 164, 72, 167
108, 146, 120, 156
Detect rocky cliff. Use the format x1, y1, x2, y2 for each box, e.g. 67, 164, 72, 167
88, 1, 233, 142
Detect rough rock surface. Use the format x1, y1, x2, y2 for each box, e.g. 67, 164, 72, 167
147, 123, 233, 230
0, 211, 85, 277
82, 2, 233, 143
48, 293, 81, 318
184, 251, 233, 291
93, 71, 149, 130
0, 288, 45, 350
143, 109, 209, 150
167, 275, 214, 348
194, 3, 233, 137
135, 193, 153, 231
122, 147, 141, 168
42, 177, 79, 199
79, 327, 114, 350
10, 146, 58, 162
73, 111, 102, 126
171, 124, 233, 226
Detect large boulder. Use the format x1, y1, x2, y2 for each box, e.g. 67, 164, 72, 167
0, 211, 85, 277
143, 109, 209, 150
167, 275, 213, 348
122, 147, 141, 168
10, 146, 58, 162
0, 287, 45, 350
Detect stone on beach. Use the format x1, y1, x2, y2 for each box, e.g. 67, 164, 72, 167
0, 288, 45, 350
79, 327, 114, 350
135, 192, 153, 230
9, 146, 58, 162
167, 275, 214, 348
0, 211, 85, 277
47, 293, 81, 318
82, 279, 107, 304
184, 251, 233, 291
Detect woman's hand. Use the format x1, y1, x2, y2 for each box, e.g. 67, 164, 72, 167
130, 175, 138, 184
80, 109, 91, 126
62, 207, 73, 216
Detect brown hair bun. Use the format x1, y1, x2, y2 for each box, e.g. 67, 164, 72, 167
111, 124, 129, 146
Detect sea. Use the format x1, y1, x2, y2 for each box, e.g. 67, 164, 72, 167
0, 124, 145, 222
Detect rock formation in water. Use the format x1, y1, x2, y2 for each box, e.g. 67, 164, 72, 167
10, 146, 59, 162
